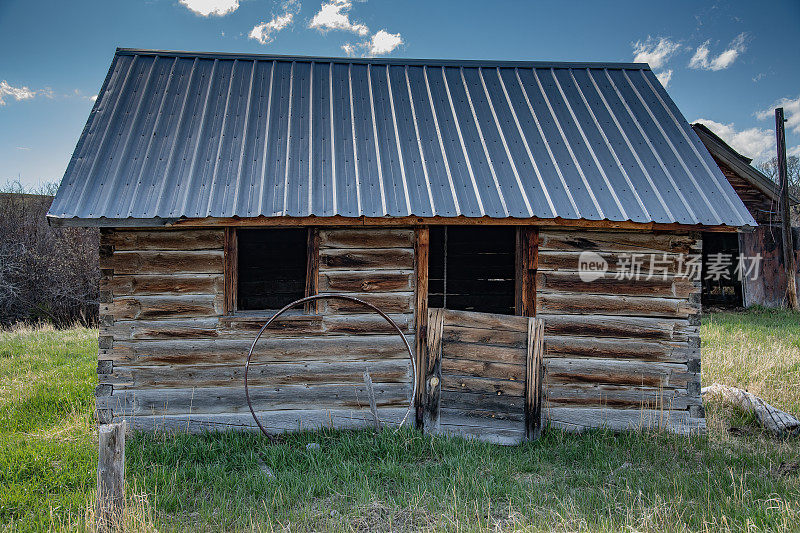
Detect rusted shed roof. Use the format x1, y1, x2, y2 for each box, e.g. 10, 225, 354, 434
693, 122, 798, 206
49, 49, 756, 228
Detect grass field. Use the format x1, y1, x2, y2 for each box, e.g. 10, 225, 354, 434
1, 310, 799, 532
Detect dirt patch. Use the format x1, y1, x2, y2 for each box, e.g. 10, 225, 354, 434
349, 501, 431, 532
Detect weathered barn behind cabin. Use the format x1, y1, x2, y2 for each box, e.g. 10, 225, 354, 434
49, 49, 758, 442
693, 123, 800, 308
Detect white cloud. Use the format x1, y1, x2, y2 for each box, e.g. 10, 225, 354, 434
250, 14, 294, 44
365, 29, 402, 56
789, 145, 800, 158
309, 0, 368, 35
339, 29, 403, 57
632, 37, 681, 69
341, 42, 357, 56
756, 95, 800, 135
178, 0, 239, 16
656, 69, 673, 88
90, 94, 98, 102
694, 118, 774, 161
249, 0, 300, 45
0, 81, 36, 106
16, 146, 31, 151
689, 33, 747, 71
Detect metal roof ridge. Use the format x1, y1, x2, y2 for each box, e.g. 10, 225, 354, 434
114, 48, 651, 70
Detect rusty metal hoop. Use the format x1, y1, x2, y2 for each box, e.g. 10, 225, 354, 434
245, 293, 417, 441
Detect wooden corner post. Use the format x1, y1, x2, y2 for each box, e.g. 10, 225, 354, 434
422, 307, 444, 433
516, 227, 538, 317
223, 228, 238, 315
305, 228, 320, 314
414, 227, 430, 428
97, 420, 126, 530
525, 318, 545, 441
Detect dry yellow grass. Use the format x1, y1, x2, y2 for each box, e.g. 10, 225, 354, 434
701, 308, 800, 417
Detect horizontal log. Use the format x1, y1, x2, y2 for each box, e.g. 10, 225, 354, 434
101, 250, 224, 275
441, 341, 526, 365
103, 335, 414, 365
117, 407, 411, 434
702, 383, 800, 437
544, 384, 702, 410
106, 295, 222, 320
544, 335, 691, 363
544, 406, 705, 434
439, 409, 525, 432
442, 325, 527, 348
319, 248, 414, 270
537, 293, 698, 318
538, 314, 695, 341
434, 417, 525, 445
106, 318, 221, 340
98, 383, 411, 415
537, 251, 684, 274
538, 231, 697, 254
441, 358, 525, 382
536, 271, 698, 299
103, 229, 224, 251
107, 274, 223, 296
219, 313, 414, 335
319, 229, 414, 249
439, 390, 525, 413
108, 359, 412, 390
441, 375, 525, 396
544, 357, 694, 389
439, 407, 525, 423
318, 270, 414, 293
318, 292, 414, 314
438, 308, 529, 332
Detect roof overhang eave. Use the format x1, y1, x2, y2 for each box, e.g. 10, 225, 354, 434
45, 214, 755, 232
46, 215, 179, 228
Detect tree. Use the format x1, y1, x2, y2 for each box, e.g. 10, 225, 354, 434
757, 155, 800, 225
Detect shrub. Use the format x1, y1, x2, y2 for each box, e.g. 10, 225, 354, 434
0, 181, 99, 327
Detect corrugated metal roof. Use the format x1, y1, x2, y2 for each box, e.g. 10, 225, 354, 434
49, 48, 756, 227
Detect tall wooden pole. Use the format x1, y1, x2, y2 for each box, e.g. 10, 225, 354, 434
775, 107, 799, 310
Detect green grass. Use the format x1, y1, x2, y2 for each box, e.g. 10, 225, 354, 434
2, 311, 800, 532
0, 325, 98, 532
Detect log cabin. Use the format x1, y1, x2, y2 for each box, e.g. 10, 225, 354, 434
692, 123, 800, 308
48, 49, 759, 442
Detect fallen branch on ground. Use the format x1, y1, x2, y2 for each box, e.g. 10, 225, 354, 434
702, 383, 800, 437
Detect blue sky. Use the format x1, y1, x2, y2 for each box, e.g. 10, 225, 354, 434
1, 0, 799, 188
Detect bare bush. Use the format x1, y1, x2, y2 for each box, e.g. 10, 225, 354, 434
0, 181, 99, 327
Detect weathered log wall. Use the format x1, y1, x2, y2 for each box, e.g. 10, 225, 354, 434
96, 225, 707, 437
97, 228, 415, 433
739, 225, 800, 308
536, 229, 706, 433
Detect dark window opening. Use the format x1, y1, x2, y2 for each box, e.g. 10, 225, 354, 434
701, 232, 743, 308
429, 226, 517, 315
237, 228, 308, 311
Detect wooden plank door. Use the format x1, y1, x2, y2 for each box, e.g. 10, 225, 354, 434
422, 308, 544, 445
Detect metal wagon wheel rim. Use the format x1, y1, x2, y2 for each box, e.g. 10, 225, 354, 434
245, 293, 417, 442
